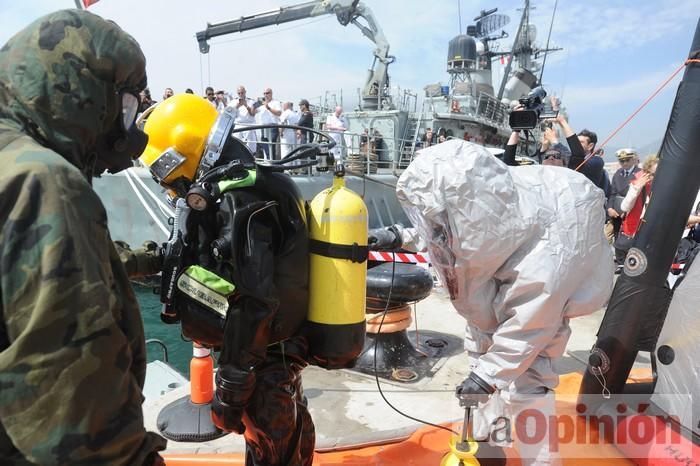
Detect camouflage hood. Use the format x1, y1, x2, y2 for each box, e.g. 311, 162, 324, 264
0, 9, 146, 172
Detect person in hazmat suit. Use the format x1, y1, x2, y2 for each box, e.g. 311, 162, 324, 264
139, 94, 318, 466
0, 9, 167, 465
369, 140, 614, 465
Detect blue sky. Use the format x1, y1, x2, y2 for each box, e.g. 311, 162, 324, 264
2, 0, 698, 155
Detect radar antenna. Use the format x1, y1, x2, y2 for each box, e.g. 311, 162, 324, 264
475, 11, 510, 39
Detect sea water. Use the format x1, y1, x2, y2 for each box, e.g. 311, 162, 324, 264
135, 284, 192, 374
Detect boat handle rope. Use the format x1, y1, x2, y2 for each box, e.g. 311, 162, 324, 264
574, 58, 700, 172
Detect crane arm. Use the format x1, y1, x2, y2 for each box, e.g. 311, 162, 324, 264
196, 0, 360, 54
195, 0, 393, 109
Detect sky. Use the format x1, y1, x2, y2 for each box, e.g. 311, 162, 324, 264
2, 0, 698, 157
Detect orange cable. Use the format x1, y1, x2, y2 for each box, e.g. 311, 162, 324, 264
575, 58, 700, 172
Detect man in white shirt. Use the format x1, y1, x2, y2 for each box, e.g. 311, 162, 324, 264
279, 102, 300, 160
325, 106, 347, 161
229, 85, 257, 154
256, 87, 282, 160
214, 90, 227, 112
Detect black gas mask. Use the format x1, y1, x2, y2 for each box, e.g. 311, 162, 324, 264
93, 90, 148, 176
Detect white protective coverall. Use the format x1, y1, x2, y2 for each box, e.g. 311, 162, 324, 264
396, 140, 614, 464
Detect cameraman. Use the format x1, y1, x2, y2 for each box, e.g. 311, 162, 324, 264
502, 127, 570, 167
550, 103, 608, 193
504, 117, 608, 193
230, 85, 257, 154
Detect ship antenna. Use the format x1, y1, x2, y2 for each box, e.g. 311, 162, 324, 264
457, 0, 463, 34
538, 0, 559, 84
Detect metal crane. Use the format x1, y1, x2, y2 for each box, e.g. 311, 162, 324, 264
195, 0, 395, 110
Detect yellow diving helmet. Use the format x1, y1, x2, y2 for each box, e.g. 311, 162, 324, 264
139, 93, 219, 193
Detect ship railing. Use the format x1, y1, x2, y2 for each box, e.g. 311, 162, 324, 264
341, 130, 387, 175
475, 92, 509, 127
258, 130, 396, 176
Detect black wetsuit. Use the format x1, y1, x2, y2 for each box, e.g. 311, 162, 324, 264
170, 140, 314, 466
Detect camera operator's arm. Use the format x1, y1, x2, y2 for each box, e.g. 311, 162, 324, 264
502, 131, 519, 166
554, 114, 586, 168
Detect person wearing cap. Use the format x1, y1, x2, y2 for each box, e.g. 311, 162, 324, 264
297, 99, 314, 144
606, 148, 640, 250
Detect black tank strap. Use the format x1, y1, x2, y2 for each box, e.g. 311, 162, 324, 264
308, 239, 368, 263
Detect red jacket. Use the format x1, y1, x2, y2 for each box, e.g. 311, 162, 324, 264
621, 172, 652, 236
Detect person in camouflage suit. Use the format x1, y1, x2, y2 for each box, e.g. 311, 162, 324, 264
0, 9, 166, 465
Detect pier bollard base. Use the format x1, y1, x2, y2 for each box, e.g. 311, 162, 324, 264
157, 395, 228, 442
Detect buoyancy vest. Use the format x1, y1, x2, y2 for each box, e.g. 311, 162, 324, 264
170, 166, 310, 351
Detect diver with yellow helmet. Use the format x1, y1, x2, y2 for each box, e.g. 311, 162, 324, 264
139, 93, 368, 466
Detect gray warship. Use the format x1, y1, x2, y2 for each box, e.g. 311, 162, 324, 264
97, 0, 560, 246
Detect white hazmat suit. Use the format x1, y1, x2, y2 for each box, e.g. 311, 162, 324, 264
396, 140, 614, 464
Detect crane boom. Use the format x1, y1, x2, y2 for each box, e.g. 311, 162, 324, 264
195, 0, 394, 110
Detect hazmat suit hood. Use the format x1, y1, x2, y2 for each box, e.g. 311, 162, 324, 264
0, 9, 147, 180
398, 140, 530, 288
397, 140, 614, 380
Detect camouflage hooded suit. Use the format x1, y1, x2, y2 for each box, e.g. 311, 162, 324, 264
0, 10, 166, 465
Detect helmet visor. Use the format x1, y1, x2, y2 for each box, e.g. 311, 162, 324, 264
121, 91, 139, 131
403, 206, 459, 300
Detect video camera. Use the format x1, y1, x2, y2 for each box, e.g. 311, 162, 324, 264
508, 86, 558, 131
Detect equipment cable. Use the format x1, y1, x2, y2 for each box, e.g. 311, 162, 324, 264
373, 257, 459, 437
575, 59, 700, 172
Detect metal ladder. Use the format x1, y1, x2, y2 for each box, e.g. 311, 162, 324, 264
397, 101, 426, 168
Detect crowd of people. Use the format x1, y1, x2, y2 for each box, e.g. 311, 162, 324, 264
137, 85, 328, 162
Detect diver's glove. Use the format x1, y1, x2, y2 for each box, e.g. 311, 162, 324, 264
211, 366, 256, 434
144, 452, 166, 466
115, 240, 163, 278
456, 372, 495, 407
368, 225, 403, 250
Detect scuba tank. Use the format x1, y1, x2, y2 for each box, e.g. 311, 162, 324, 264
305, 169, 368, 369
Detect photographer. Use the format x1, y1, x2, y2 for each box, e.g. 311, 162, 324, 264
502, 126, 570, 167
229, 85, 257, 153
549, 101, 608, 193
256, 87, 282, 160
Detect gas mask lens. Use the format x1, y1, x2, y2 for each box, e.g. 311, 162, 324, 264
121, 92, 139, 131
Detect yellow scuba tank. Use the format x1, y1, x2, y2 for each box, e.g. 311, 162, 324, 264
306, 174, 368, 369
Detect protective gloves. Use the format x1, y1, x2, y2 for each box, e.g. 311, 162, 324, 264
144, 452, 165, 466
115, 240, 163, 278
211, 366, 256, 434
455, 372, 495, 407
367, 225, 403, 250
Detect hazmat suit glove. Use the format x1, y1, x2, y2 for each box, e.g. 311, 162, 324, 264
455, 372, 495, 407
211, 366, 256, 434
368, 225, 402, 250
115, 240, 163, 278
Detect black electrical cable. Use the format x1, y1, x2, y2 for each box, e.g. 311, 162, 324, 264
372, 256, 459, 437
